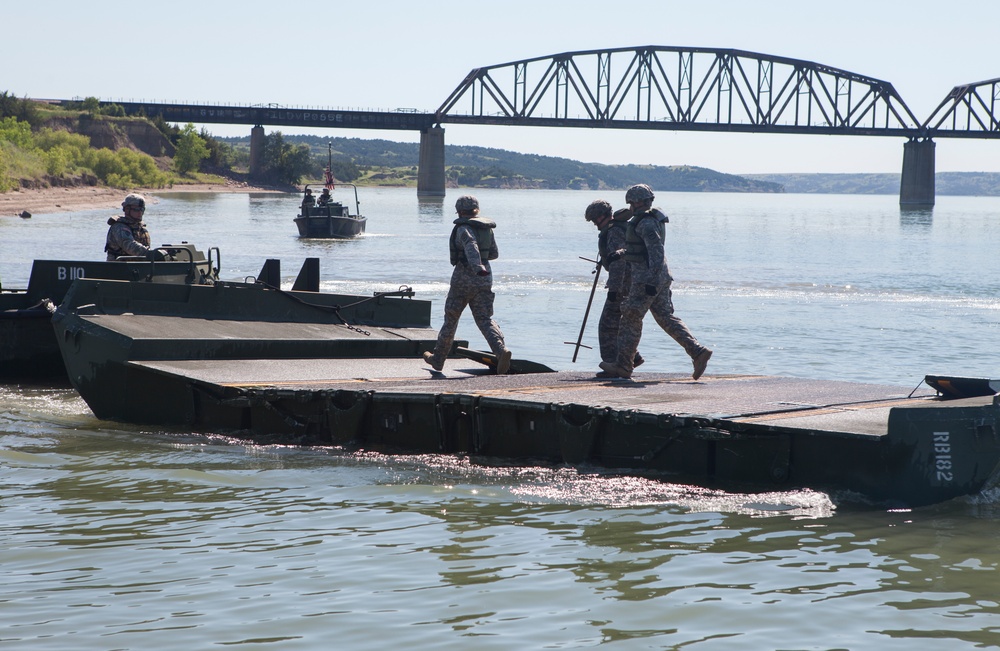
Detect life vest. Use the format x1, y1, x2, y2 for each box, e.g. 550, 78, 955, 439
449, 216, 497, 266
624, 208, 668, 265
104, 216, 151, 257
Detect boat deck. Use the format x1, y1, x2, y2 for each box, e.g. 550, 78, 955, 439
53, 278, 1000, 506
130, 357, 938, 439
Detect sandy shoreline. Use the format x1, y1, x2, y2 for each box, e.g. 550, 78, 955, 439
1, 182, 288, 217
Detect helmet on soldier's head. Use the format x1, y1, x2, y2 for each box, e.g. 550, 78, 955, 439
121, 193, 146, 210
585, 199, 612, 222
625, 184, 654, 203
455, 195, 479, 213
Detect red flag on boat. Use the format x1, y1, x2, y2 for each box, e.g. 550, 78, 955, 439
324, 167, 335, 190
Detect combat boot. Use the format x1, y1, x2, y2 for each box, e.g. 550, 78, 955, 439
497, 349, 512, 375
423, 351, 444, 372
599, 361, 631, 379
692, 348, 712, 380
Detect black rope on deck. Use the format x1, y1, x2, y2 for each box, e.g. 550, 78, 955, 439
246, 280, 415, 337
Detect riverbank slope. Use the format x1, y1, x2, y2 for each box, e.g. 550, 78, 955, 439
1, 182, 285, 218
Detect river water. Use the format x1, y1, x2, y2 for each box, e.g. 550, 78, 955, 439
1, 188, 999, 649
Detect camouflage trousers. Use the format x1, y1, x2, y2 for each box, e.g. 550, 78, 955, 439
615, 280, 704, 373
597, 289, 640, 364
429, 278, 506, 364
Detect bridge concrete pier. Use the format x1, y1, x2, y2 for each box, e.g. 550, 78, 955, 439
899, 139, 935, 207
249, 125, 265, 180
417, 126, 446, 197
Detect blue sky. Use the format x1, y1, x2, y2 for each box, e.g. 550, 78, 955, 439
6, 0, 999, 174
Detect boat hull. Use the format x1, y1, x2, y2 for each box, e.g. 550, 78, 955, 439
51, 278, 1000, 508
1, 245, 219, 381
294, 206, 366, 238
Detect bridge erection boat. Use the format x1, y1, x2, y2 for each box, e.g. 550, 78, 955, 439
50, 268, 1000, 508
294, 144, 367, 239
294, 183, 367, 238
0, 242, 219, 381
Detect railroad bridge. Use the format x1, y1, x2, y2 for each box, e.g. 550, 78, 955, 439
84, 46, 1000, 206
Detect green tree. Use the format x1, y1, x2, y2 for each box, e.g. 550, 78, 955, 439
200, 127, 239, 169
100, 103, 125, 117
328, 158, 360, 182
173, 123, 210, 175
0, 116, 34, 148
81, 96, 101, 115
0, 92, 40, 126
259, 131, 312, 185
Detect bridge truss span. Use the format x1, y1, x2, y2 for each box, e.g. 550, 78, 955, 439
923, 77, 1000, 138
436, 46, 921, 137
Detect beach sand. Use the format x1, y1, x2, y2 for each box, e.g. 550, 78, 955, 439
1, 182, 286, 218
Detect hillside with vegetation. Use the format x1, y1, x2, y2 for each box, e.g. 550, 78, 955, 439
225, 134, 784, 193
4, 92, 999, 196
0, 91, 779, 195
0, 93, 314, 193
747, 172, 1000, 196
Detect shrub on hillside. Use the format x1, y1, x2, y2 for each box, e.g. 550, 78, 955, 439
85, 148, 169, 188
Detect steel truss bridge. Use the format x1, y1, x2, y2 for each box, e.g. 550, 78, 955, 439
85, 46, 1000, 204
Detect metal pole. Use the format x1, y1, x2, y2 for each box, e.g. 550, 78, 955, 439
570, 257, 602, 363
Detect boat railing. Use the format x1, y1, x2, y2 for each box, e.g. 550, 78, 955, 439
113, 243, 220, 284
302, 183, 362, 218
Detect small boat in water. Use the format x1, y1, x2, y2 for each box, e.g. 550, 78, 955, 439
294, 183, 367, 238
294, 147, 366, 238
0, 242, 219, 381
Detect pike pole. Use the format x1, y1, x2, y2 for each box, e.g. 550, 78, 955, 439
567, 256, 602, 363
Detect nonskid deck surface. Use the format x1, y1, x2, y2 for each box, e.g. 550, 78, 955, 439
130, 357, 937, 437
83, 314, 435, 341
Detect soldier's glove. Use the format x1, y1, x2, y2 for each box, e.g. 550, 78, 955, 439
148, 248, 167, 262
645, 284, 658, 296
606, 249, 625, 263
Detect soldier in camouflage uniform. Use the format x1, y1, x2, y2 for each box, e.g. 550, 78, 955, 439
599, 184, 712, 380
105, 193, 158, 261
423, 195, 513, 374
585, 200, 643, 377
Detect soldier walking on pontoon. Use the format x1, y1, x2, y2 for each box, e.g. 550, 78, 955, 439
584, 199, 644, 377
599, 184, 712, 380
423, 195, 513, 374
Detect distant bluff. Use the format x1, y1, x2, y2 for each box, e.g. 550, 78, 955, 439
43, 115, 175, 158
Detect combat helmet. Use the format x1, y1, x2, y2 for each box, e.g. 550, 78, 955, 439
455, 195, 480, 213
121, 193, 146, 210
625, 184, 654, 203
584, 199, 612, 222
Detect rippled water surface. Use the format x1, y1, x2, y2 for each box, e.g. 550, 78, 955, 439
1, 189, 999, 649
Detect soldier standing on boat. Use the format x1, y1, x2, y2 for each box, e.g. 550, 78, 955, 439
423, 195, 513, 375
317, 188, 332, 207
599, 184, 712, 380
300, 188, 315, 213
105, 193, 157, 261
585, 199, 644, 377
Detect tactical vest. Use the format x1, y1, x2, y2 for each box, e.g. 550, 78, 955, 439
597, 220, 628, 270
449, 217, 497, 266
104, 216, 151, 257
624, 209, 667, 265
